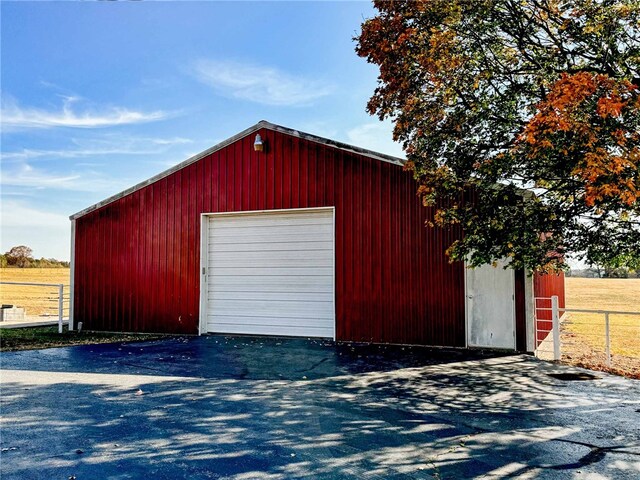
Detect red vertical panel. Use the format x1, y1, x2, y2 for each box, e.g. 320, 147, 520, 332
248, 144, 258, 211
298, 137, 308, 208
274, 133, 283, 209
187, 164, 198, 332
110, 204, 119, 331
86, 218, 93, 326
138, 189, 145, 332
218, 150, 227, 213
120, 196, 127, 331
120, 195, 128, 331
308, 143, 317, 207
317, 145, 326, 206
193, 162, 201, 329
291, 136, 300, 208
102, 208, 110, 330
240, 138, 251, 211
165, 177, 175, 326
257, 136, 266, 210
266, 131, 275, 209
381, 163, 391, 342
211, 153, 220, 213
75, 221, 84, 327
82, 217, 91, 327
178, 168, 189, 332
203, 154, 212, 213
173, 171, 182, 321
361, 156, 371, 341
226, 146, 234, 212
333, 149, 344, 339
154, 180, 163, 331
95, 211, 102, 329
234, 140, 243, 211
282, 133, 292, 209
149, 183, 158, 332
343, 152, 354, 340
390, 164, 400, 343
534, 271, 566, 344
129, 191, 138, 332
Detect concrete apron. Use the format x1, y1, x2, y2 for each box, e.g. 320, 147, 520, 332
0, 335, 638, 479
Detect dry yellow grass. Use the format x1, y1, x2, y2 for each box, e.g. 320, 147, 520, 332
0, 268, 70, 317
564, 277, 640, 359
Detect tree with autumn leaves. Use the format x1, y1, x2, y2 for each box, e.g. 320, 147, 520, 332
356, 0, 640, 272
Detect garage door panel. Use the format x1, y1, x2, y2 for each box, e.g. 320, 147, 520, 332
211, 241, 332, 252
210, 258, 331, 269
204, 209, 335, 338
205, 322, 333, 337
211, 213, 332, 229
210, 300, 334, 317
211, 220, 333, 233
209, 232, 334, 244
211, 267, 333, 277
209, 291, 334, 302
210, 276, 333, 293
209, 249, 333, 262
209, 315, 333, 326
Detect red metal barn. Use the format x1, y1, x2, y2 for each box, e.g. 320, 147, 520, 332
69, 121, 564, 351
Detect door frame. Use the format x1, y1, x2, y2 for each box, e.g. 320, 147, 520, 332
198, 207, 336, 338
464, 262, 517, 350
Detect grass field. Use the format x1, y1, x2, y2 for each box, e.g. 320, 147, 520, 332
563, 277, 640, 377
564, 277, 640, 357
0, 268, 70, 317
565, 277, 640, 313
0, 326, 169, 351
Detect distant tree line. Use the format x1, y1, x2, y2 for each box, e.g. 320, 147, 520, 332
0, 245, 69, 268
569, 253, 640, 278
569, 267, 640, 279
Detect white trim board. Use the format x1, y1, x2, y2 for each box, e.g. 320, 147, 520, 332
69, 219, 76, 331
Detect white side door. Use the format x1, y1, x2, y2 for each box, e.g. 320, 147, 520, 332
466, 260, 516, 349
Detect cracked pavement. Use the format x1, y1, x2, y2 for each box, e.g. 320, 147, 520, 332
1, 335, 639, 479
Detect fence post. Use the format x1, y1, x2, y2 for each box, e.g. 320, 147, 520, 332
551, 295, 560, 361
58, 284, 64, 334
604, 312, 611, 367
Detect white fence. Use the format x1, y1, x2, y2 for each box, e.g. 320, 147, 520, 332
535, 295, 640, 369
0, 281, 69, 333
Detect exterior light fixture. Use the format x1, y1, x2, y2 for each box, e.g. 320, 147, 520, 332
254, 134, 264, 152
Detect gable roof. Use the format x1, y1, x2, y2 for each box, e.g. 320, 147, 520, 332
70, 120, 405, 220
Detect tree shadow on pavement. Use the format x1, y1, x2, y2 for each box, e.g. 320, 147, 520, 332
1, 336, 639, 479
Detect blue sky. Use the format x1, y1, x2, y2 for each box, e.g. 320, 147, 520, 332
1, 1, 402, 260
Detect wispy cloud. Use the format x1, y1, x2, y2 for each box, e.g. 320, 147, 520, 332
0, 200, 69, 228
345, 122, 405, 158
193, 59, 334, 106
1, 95, 170, 130
1, 135, 192, 161
0, 162, 128, 192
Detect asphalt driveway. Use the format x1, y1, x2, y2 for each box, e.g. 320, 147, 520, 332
1, 335, 639, 479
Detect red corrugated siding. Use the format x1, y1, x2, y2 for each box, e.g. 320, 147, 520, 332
533, 271, 566, 343
73, 128, 466, 346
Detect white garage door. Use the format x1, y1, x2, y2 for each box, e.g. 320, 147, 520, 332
202, 208, 335, 338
